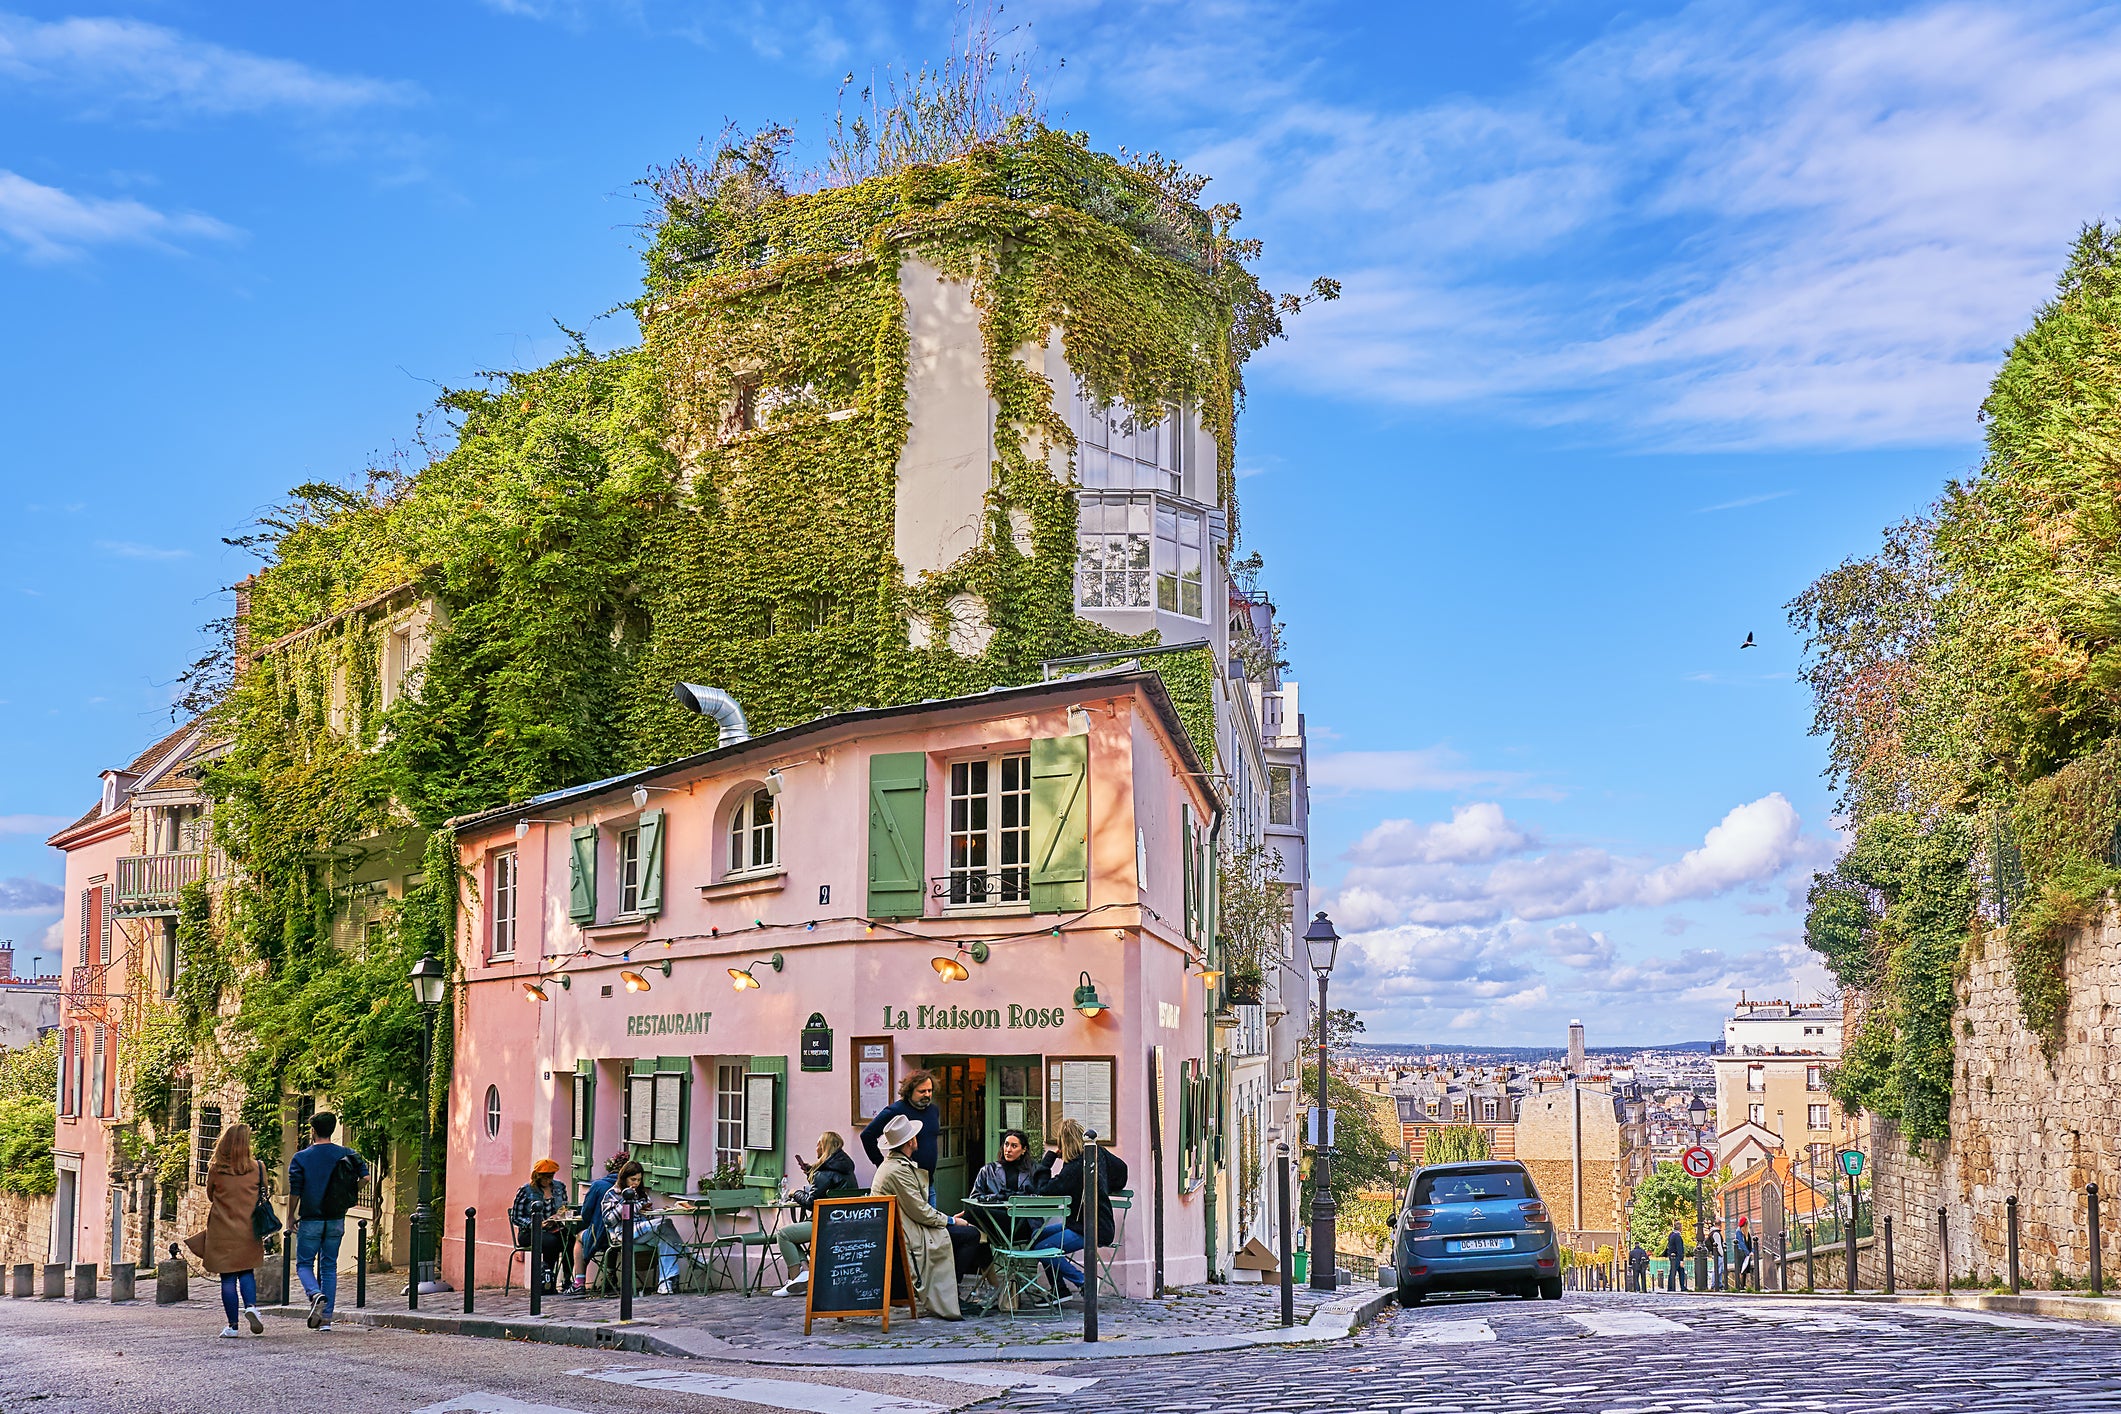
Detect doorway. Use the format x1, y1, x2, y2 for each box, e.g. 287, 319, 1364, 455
52, 1164, 77, 1265
917, 1057, 986, 1214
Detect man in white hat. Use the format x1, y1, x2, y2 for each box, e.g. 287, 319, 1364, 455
869, 1112, 975, 1320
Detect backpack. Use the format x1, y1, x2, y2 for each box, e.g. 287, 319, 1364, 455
318, 1153, 364, 1219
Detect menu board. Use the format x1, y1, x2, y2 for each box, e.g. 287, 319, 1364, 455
1048, 1057, 1115, 1138
802, 1195, 916, 1333
853, 1038, 893, 1123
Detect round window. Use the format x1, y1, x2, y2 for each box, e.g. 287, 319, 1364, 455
484, 1084, 501, 1139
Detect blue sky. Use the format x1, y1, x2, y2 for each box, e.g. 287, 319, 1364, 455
4, 0, 2117, 1043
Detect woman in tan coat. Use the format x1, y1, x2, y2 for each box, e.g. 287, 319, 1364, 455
868, 1113, 969, 1320
193, 1123, 266, 1337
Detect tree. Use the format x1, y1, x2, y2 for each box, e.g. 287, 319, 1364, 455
1628, 1159, 1733, 1250
1325, 1008, 1365, 1054
1297, 1061, 1393, 1216
1422, 1126, 1492, 1165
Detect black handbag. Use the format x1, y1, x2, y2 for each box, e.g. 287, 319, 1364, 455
252, 1168, 284, 1240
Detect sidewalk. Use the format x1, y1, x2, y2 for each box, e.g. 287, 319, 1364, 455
263, 1278, 1396, 1365
1695, 1287, 2121, 1325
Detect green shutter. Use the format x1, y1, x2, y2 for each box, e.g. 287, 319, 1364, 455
1030, 734, 1090, 913
630, 1055, 690, 1190
1181, 804, 1197, 942
867, 752, 927, 918
743, 1055, 788, 1184
569, 826, 597, 923
572, 1059, 596, 1187
637, 809, 665, 916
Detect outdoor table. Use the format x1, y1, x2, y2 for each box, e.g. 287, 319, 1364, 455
672, 1189, 789, 1294
965, 1195, 1069, 1318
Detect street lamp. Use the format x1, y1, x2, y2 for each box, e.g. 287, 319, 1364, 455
1687, 1093, 1708, 1141
407, 953, 446, 1310
1302, 910, 1340, 1292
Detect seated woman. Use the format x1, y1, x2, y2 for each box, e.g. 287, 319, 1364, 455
509, 1158, 570, 1293
569, 1151, 628, 1296
869, 1113, 973, 1320
962, 1128, 1039, 1250
771, 1131, 859, 1297
1032, 1118, 1129, 1296
599, 1160, 686, 1295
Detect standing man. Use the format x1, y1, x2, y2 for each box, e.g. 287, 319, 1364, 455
1628, 1240, 1650, 1292
287, 1111, 368, 1331
1664, 1223, 1687, 1291
860, 1070, 940, 1185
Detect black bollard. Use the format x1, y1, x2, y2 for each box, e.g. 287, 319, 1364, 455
409, 1207, 422, 1311
1805, 1232, 1814, 1292
280, 1191, 295, 1309
1884, 1215, 1895, 1294
2007, 1196, 2020, 1294
2092, 1184, 2104, 1297
1277, 1148, 1294, 1328
1083, 1131, 1100, 1344
356, 1219, 368, 1309
466, 1209, 478, 1314
618, 1196, 634, 1322
529, 1200, 544, 1317
1938, 1207, 1949, 1295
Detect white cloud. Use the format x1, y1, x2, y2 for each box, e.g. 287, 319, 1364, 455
1309, 748, 1549, 797
1348, 803, 1532, 866
0, 814, 64, 835
0, 13, 419, 115
0, 170, 236, 261
1639, 794, 1805, 905
1149, 1, 2121, 449
0, 876, 60, 911
95, 538, 191, 561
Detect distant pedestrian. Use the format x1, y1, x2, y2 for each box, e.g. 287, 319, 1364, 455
286, 1111, 369, 1331
1734, 1218, 1756, 1290
189, 1122, 266, 1338
1708, 1222, 1726, 1288
1664, 1225, 1687, 1291
1628, 1241, 1650, 1292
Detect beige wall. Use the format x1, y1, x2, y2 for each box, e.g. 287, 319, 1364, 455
1516, 1084, 1627, 1237
894, 256, 993, 592
1714, 1057, 1858, 1160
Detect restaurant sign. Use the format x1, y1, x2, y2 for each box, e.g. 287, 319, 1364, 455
882, 1004, 1068, 1032
628, 1011, 712, 1037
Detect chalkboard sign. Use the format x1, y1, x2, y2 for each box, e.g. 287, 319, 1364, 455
802, 1194, 917, 1333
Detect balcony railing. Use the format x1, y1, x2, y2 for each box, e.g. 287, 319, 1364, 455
115, 852, 205, 912
64, 959, 118, 1024
930, 872, 1030, 907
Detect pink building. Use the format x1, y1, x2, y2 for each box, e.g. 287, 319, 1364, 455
443, 670, 1220, 1296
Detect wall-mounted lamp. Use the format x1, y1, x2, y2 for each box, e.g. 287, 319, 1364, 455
764, 767, 787, 798
523, 974, 572, 1002
620, 959, 673, 993
631, 784, 681, 811
514, 818, 566, 841
1072, 970, 1108, 1019
729, 952, 784, 991
931, 940, 991, 982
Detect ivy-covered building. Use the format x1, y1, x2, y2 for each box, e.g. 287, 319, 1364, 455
53, 127, 1320, 1290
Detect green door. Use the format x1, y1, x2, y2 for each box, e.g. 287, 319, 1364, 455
929, 1057, 973, 1215
984, 1055, 1046, 1158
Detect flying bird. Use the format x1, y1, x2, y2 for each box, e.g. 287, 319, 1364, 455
1739, 632, 1756, 649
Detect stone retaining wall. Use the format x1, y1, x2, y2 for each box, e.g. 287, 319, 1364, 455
1869, 917, 2120, 1288
0, 1191, 52, 1267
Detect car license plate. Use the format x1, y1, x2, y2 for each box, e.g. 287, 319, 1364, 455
1452, 1237, 1510, 1252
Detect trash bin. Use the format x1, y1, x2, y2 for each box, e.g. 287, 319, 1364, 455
1291, 1250, 1310, 1283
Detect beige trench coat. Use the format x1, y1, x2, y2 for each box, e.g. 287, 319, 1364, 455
193, 1162, 265, 1276
870, 1153, 960, 1320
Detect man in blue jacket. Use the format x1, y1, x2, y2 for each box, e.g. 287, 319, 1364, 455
287, 1112, 369, 1330
860, 1070, 940, 1176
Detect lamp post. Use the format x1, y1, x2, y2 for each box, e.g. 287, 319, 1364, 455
408, 954, 447, 1311
1302, 911, 1340, 1292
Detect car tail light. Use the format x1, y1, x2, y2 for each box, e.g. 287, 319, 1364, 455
1406, 1264, 1428, 1277
1535, 1255, 1557, 1268
1520, 1200, 1549, 1223
1402, 1206, 1437, 1233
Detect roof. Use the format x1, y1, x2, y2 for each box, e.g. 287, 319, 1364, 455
46, 719, 208, 847
447, 668, 1217, 835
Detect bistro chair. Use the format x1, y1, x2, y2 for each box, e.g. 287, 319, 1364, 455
1096, 1188, 1133, 1300
989, 1195, 1071, 1319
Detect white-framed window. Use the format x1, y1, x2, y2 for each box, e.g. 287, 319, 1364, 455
1074, 379, 1183, 494
727, 788, 776, 876
715, 1062, 747, 1173
1155, 503, 1205, 617
1268, 766, 1294, 826
617, 828, 642, 915
1076, 494, 1151, 608
1805, 1065, 1825, 1091
490, 850, 517, 958
382, 621, 416, 707
1746, 1068, 1766, 1092
947, 754, 1031, 905
1482, 1098, 1498, 1122
1748, 1102, 1765, 1126
1808, 1104, 1831, 1131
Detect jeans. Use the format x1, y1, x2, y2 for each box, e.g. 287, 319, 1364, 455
625, 1219, 682, 1285
295, 1217, 345, 1313
219, 1270, 257, 1327
1667, 1262, 1687, 1291
777, 1221, 813, 1281
1032, 1220, 1086, 1287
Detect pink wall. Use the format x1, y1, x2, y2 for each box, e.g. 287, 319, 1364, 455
50, 812, 129, 1270
442, 679, 1218, 1295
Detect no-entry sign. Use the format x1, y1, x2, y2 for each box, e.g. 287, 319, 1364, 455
1681, 1146, 1715, 1178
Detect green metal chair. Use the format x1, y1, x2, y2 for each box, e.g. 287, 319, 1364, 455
988, 1195, 1071, 1319
689, 1187, 782, 1294
1096, 1188, 1133, 1300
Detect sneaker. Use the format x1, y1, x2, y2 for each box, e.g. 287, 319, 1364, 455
243, 1306, 264, 1334
306, 1292, 326, 1329
656, 1280, 675, 1295
218, 1326, 240, 1339
771, 1276, 808, 1298
569, 1278, 586, 1296
316, 1322, 332, 1332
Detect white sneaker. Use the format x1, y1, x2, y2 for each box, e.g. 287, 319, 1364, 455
243, 1306, 264, 1334
771, 1276, 808, 1297
316, 1321, 332, 1332
218, 1326, 240, 1339
656, 1280, 675, 1295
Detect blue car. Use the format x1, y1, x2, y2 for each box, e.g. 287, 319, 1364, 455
1393, 1159, 1561, 1305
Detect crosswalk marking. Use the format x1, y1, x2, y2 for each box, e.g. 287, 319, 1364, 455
913, 1365, 1101, 1393
414, 1397, 590, 1414
1563, 1309, 1690, 1336
575, 1367, 949, 1414
1400, 1318, 1497, 1344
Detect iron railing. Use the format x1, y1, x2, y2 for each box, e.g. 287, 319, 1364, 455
930, 872, 1030, 906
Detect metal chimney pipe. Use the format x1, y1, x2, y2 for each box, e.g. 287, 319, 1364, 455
672, 683, 751, 745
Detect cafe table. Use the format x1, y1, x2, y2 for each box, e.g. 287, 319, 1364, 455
671, 1188, 793, 1295
963, 1195, 1070, 1318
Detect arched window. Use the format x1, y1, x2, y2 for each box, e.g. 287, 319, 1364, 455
484, 1085, 501, 1139
727, 787, 777, 876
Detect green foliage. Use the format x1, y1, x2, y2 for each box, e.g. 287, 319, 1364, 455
1421, 1125, 1491, 1165
1793, 226, 2121, 1086
1297, 1061, 1393, 1215
1217, 839, 1288, 1004
1629, 1161, 1707, 1250
127, 1004, 193, 1124
0, 1031, 57, 1105
0, 1097, 55, 1196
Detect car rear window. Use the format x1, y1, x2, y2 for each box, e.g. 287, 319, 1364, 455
1413, 1168, 1531, 1204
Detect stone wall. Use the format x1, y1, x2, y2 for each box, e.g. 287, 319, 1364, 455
0, 1191, 53, 1266
1869, 917, 2120, 1288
